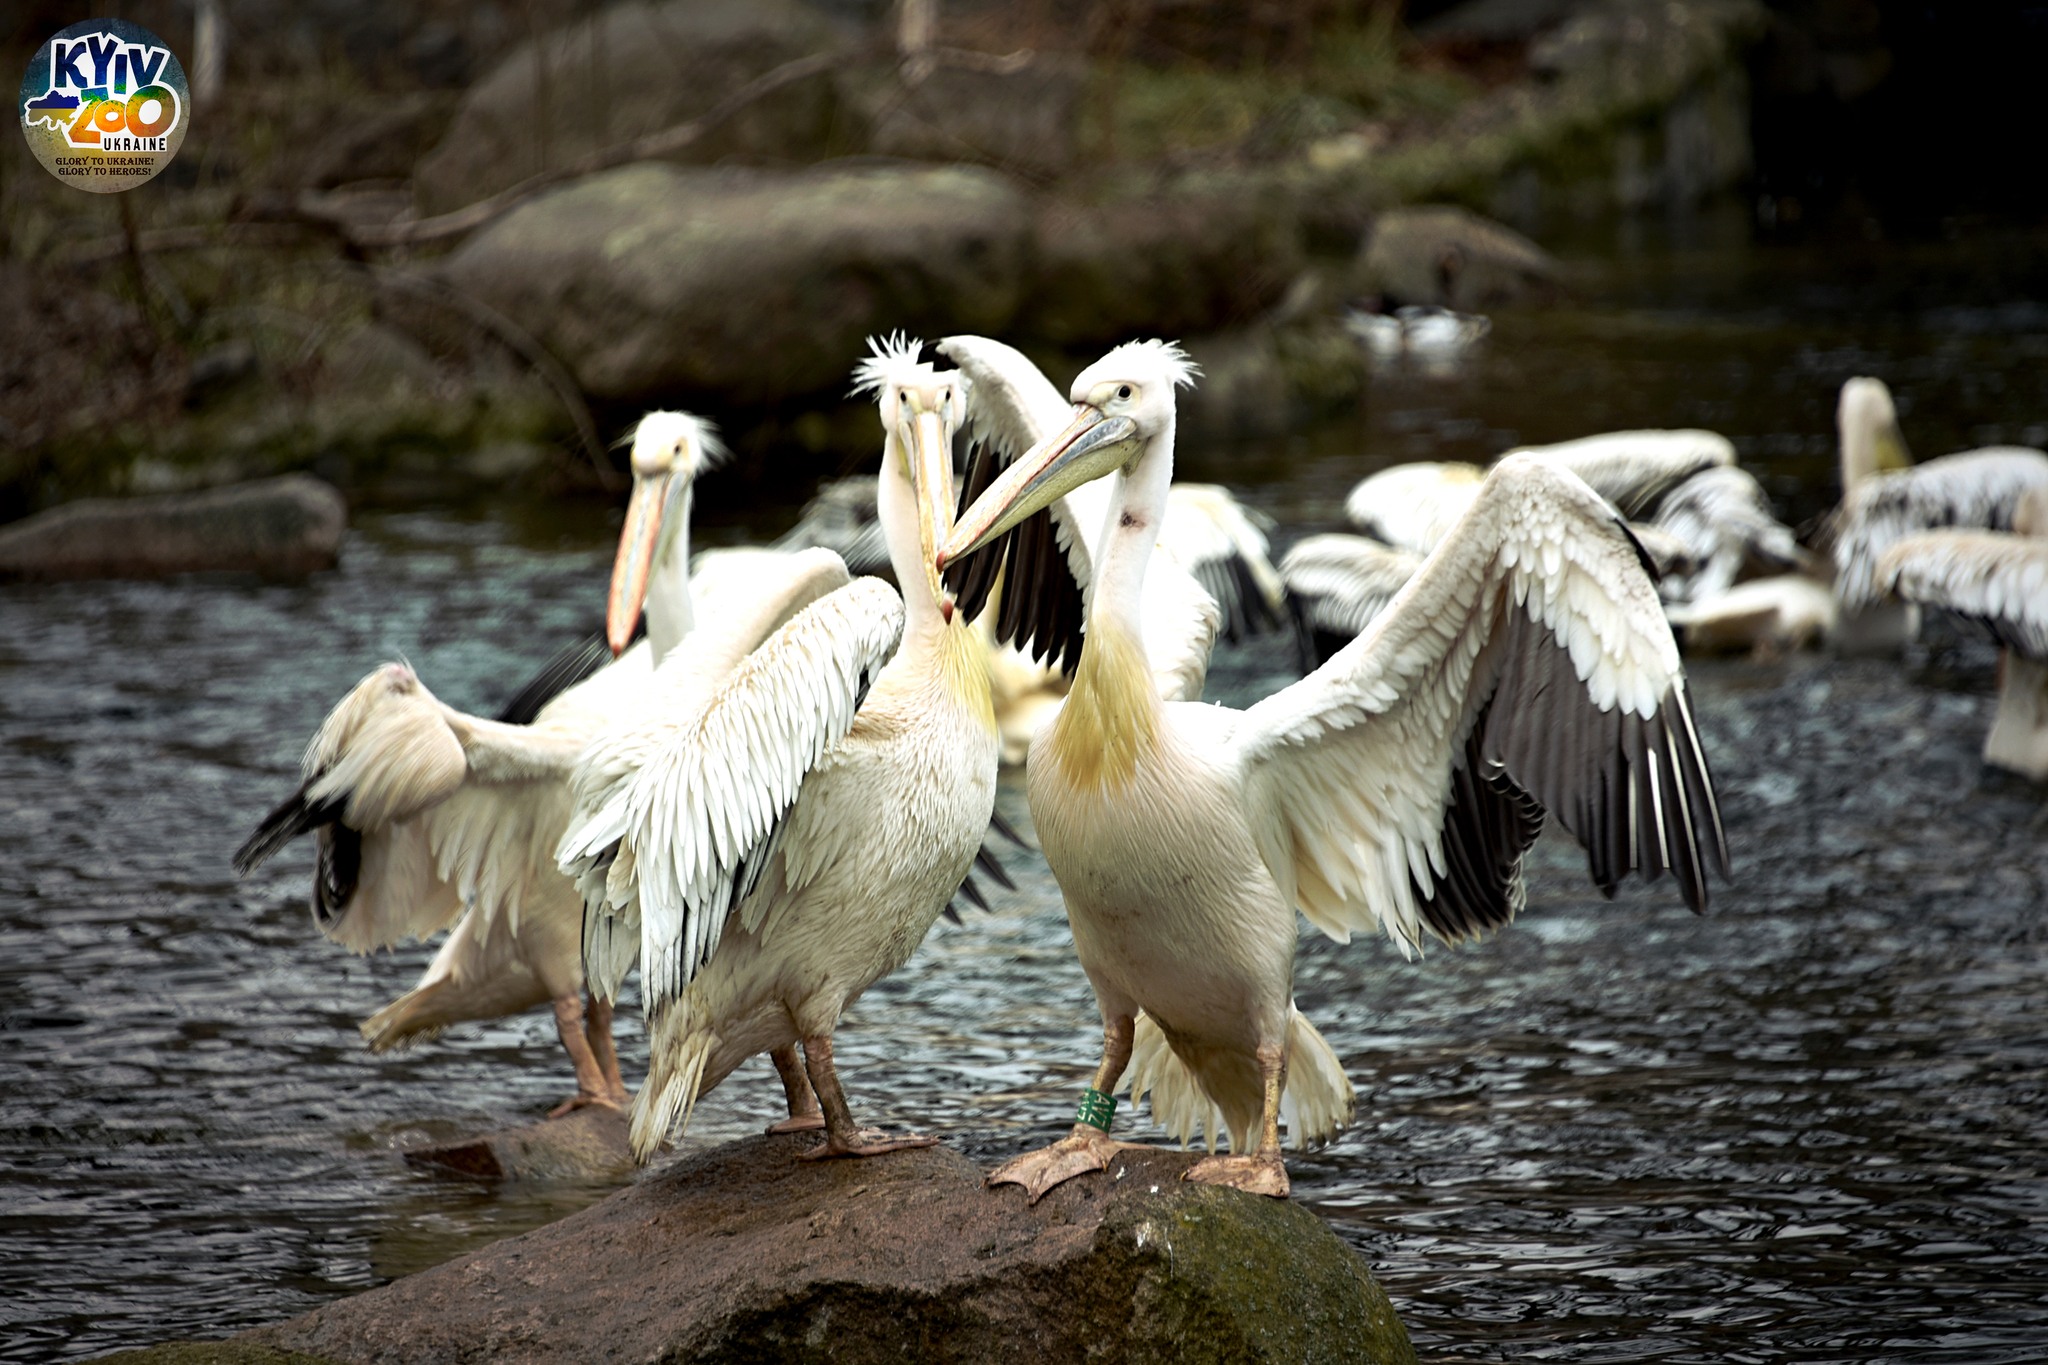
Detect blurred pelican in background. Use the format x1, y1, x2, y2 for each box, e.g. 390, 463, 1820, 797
1878, 485, 2048, 779
1831, 376, 2048, 652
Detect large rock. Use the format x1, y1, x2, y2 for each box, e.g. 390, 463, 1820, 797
1024, 189, 1307, 345
414, 0, 850, 216
403, 1106, 634, 1182
0, 475, 346, 581
439, 162, 1033, 404
1355, 205, 1560, 310
852, 58, 1088, 181
233, 1134, 1413, 1364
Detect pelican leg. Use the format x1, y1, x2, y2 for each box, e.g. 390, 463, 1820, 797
794, 1034, 939, 1160
1182, 1040, 1290, 1197
765, 1042, 826, 1134
583, 992, 630, 1107
547, 993, 623, 1119
988, 1013, 1154, 1204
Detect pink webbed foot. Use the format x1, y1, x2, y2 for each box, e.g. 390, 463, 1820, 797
547, 1091, 624, 1120
766, 1111, 827, 1135
988, 1130, 1154, 1204
1183, 1150, 1290, 1198
797, 1129, 941, 1161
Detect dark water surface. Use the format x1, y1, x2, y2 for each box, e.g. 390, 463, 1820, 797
5, 220, 2048, 1363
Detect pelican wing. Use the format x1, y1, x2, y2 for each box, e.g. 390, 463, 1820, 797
1648, 465, 1802, 601
1159, 483, 1287, 641
1517, 429, 1737, 519
1833, 448, 2048, 609
1343, 462, 1484, 554
559, 574, 904, 1013
937, 334, 1093, 673
232, 662, 604, 954
1279, 533, 1423, 642
1878, 530, 2048, 659
771, 474, 893, 577
1238, 455, 1727, 956
938, 332, 1222, 698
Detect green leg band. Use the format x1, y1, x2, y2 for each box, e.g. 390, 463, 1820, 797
1076, 1087, 1117, 1132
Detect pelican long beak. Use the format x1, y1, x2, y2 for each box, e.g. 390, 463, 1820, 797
910, 406, 956, 613
937, 404, 1139, 568
1874, 418, 1912, 473
607, 470, 671, 655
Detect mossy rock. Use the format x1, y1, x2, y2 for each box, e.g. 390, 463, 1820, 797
239, 1134, 1412, 1364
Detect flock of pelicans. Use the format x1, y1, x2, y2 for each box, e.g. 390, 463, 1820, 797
232, 335, 2048, 1201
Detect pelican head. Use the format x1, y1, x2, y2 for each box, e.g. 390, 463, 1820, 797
939, 339, 1198, 567
851, 335, 966, 611
1838, 376, 1912, 488
608, 410, 725, 655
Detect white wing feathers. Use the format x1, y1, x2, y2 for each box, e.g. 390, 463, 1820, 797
1833, 448, 2048, 609
1159, 483, 1287, 640
1240, 454, 1726, 956
1279, 533, 1422, 641
1344, 462, 1483, 554
559, 575, 905, 1014
234, 661, 598, 955
1879, 531, 2048, 659
1518, 429, 1736, 519
1648, 465, 1803, 601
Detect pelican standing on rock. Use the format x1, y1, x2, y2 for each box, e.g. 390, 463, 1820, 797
938, 340, 1727, 1199
232, 413, 726, 1114
558, 339, 1000, 1162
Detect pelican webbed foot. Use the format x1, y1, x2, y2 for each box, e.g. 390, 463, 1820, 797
546, 1090, 625, 1120
987, 1127, 1152, 1204
1182, 1150, 1290, 1198
797, 1128, 941, 1161
767, 1112, 827, 1135
790, 1033, 936, 1160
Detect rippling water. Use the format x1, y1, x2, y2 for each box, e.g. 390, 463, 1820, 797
5, 219, 2048, 1363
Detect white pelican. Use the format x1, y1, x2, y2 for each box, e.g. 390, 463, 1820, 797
1877, 488, 2048, 779
557, 339, 1001, 1162
938, 340, 1727, 1200
1831, 376, 2048, 618
232, 413, 734, 1116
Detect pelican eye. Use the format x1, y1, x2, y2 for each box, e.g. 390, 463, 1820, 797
1117, 384, 1132, 400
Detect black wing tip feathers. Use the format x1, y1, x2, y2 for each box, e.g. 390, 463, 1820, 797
495, 618, 645, 726
232, 785, 341, 876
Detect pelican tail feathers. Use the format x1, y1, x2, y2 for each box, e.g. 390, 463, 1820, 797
1125, 1008, 1355, 1154
630, 1001, 717, 1163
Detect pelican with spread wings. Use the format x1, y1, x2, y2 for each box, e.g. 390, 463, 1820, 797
232, 413, 726, 1115
938, 340, 1728, 1199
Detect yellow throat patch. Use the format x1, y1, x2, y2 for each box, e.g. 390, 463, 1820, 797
1048, 619, 1158, 792
939, 617, 998, 736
